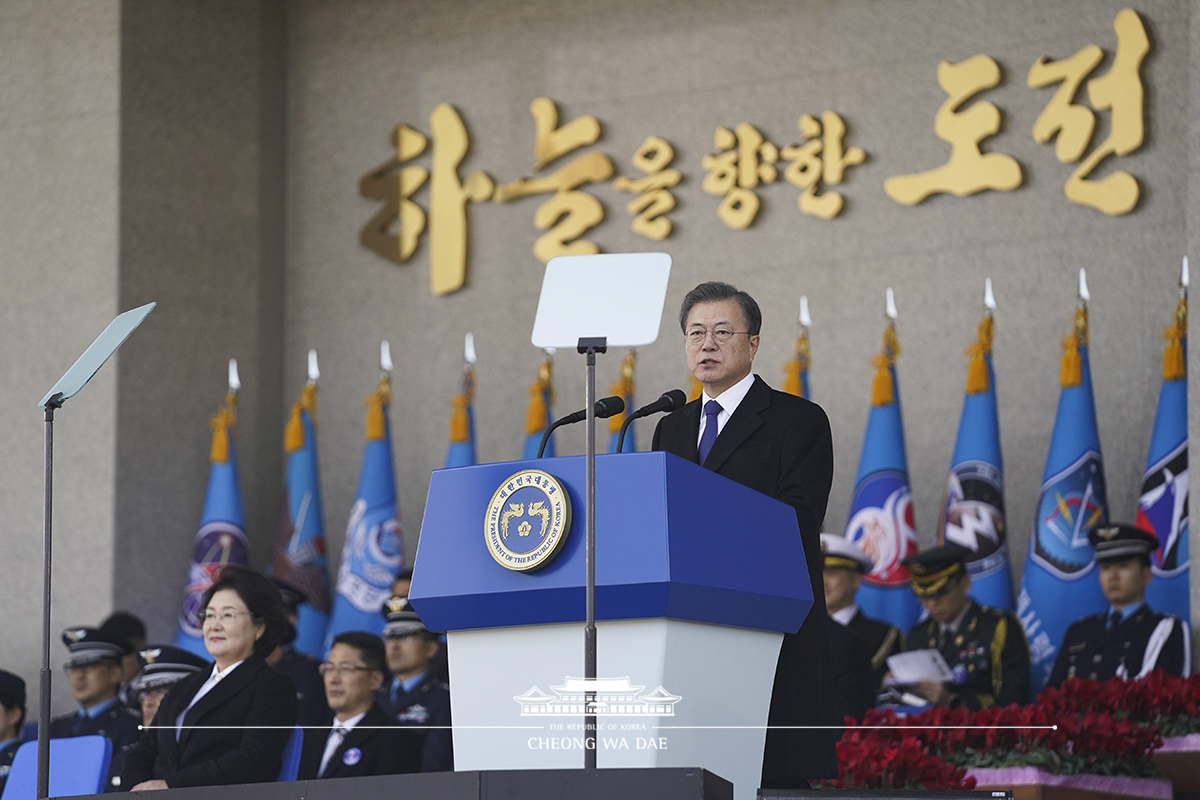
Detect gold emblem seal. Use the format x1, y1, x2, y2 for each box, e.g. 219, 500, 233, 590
484, 469, 571, 571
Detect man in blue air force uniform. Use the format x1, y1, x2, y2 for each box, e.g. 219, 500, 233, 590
902, 544, 1030, 710
1046, 524, 1190, 687
377, 596, 453, 772
48, 627, 143, 790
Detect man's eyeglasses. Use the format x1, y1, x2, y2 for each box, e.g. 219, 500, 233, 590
686, 328, 749, 346
200, 610, 255, 624
318, 662, 373, 677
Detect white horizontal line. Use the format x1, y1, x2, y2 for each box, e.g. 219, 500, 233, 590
141, 725, 537, 730
653, 725, 1058, 730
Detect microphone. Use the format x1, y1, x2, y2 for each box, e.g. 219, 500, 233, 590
536, 396, 626, 458
615, 389, 687, 453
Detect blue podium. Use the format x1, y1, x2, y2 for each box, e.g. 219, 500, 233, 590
409, 452, 813, 800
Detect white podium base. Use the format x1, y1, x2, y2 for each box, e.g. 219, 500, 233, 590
448, 618, 781, 800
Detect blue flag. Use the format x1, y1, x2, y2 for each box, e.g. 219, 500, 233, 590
1139, 284, 1188, 623
175, 392, 251, 658
326, 376, 405, 648
271, 382, 332, 657
445, 364, 477, 467
783, 328, 810, 400
609, 351, 637, 453
939, 311, 1014, 611
845, 321, 922, 633
1018, 301, 1108, 694
522, 356, 554, 459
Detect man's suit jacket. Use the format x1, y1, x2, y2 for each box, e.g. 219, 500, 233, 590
653, 374, 837, 785
298, 703, 422, 779
120, 654, 298, 789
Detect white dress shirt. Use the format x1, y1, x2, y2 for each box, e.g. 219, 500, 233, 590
319, 710, 367, 776
831, 605, 860, 626
695, 372, 756, 451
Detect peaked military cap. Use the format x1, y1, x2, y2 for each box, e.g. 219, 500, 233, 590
820, 533, 874, 573
131, 645, 209, 693
272, 577, 308, 614
0, 669, 25, 709
1088, 523, 1158, 563
61, 626, 133, 668
902, 543, 971, 598
381, 595, 428, 638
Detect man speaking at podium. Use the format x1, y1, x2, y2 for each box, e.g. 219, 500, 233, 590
652, 281, 837, 786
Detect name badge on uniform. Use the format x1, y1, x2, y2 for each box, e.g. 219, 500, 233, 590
343, 747, 362, 766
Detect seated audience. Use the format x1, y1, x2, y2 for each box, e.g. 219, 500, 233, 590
902, 543, 1030, 709
266, 578, 331, 727
391, 569, 449, 685
121, 565, 297, 790
1047, 524, 1190, 687
821, 533, 904, 693
299, 631, 421, 779
49, 627, 143, 790
100, 611, 148, 710
0, 670, 26, 796
130, 646, 209, 726
378, 596, 453, 772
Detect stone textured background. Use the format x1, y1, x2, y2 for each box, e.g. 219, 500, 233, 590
0, 0, 1196, 712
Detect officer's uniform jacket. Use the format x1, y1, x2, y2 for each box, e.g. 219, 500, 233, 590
49, 698, 142, 791
906, 599, 1031, 710
1046, 603, 1190, 687
844, 609, 904, 691
378, 672, 453, 772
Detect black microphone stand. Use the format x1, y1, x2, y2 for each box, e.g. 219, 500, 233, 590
576, 336, 605, 769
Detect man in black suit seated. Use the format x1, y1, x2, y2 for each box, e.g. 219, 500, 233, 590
651, 281, 836, 787
1046, 524, 1190, 687
299, 632, 421, 779
378, 596, 453, 772
49, 627, 143, 791
821, 533, 904, 694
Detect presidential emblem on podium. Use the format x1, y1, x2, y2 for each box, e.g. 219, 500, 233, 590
485, 469, 571, 571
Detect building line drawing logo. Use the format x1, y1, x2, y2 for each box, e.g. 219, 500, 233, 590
514, 677, 681, 716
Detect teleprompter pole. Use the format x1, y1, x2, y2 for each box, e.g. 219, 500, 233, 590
38, 394, 63, 800
577, 336, 606, 769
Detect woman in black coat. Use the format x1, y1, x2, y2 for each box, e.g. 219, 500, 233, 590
123, 566, 298, 790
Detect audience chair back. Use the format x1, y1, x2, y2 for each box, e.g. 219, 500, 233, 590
277, 725, 304, 782
0, 735, 113, 800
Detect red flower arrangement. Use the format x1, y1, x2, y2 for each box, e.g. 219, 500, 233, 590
827, 670, 1188, 788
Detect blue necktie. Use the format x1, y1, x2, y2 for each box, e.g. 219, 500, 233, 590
698, 400, 722, 465
1108, 610, 1122, 630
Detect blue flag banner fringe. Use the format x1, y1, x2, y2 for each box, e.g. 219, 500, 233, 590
522, 356, 554, 459
1018, 301, 1109, 694
271, 382, 332, 657
1140, 281, 1189, 623
939, 311, 1015, 611
326, 375, 405, 648
609, 350, 636, 453
175, 391, 251, 658
845, 319, 923, 633
445, 364, 477, 468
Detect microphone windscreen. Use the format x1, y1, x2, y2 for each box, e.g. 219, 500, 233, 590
661, 389, 687, 411
595, 395, 625, 419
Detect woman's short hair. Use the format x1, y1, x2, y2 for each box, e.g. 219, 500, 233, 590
200, 565, 290, 658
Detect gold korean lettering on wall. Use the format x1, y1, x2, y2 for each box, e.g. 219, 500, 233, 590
781, 112, 866, 220
1028, 8, 1149, 215
359, 103, 492, 296
493, 98, 614, 263
702, 115, 865, 228
612, 136, 682, 240
885, 54, 1023, 205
